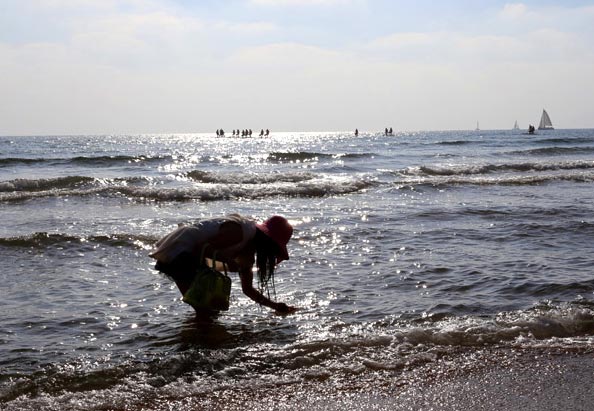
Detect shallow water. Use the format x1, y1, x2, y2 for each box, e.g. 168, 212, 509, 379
2, 130, 594, 409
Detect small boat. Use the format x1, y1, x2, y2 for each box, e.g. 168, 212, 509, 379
475, 121, 480, 131
513, 120, 520, 130
538, 109, 554, 130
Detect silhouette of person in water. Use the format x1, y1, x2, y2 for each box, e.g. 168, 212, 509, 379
150, 214, 297, 315
249, 129, 253, 137
355, 129, 359, 137
389, 127, 393, 135
385, 128, 388, 136
265, 129, 270, 137
528, 125, 535, 134
260, 129, 264, 137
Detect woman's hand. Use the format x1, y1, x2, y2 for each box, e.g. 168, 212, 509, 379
274, 302, 298, 314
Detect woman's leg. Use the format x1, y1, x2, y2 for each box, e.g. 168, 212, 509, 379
155, 251, 199, 296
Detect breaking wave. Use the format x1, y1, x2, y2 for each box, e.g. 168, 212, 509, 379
267, 151, 375, 163
0, 155, 171, 168
0, 176, 96, 192
533, 137, 594, 144
397, 173, 594, 188
114, 179, 375, 202
0, 177, 376, 203
187, 170, 315, 184
397, 160, 594, 177
507, 146, 594, 156
436, 140, 478, 146
0, 232, 156, 250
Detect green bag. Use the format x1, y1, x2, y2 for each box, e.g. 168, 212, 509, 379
182, 247, 231, 311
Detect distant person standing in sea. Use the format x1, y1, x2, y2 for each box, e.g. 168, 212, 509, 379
265, 129, 270, 137
355, 129, 359, 137
150, 214, 297, 314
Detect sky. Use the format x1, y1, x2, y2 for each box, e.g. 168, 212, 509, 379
1, 0, 593, 134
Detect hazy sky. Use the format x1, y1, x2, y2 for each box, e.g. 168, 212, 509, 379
1, 0, 593, 134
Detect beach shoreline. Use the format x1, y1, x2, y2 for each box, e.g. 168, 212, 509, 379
144, 346, 594, 411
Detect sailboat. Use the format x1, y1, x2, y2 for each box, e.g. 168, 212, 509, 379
513, 120, 519, 130
538, 109, 554, 130
475, 121, 480, 131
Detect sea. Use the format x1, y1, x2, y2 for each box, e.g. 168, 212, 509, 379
1, 129, 594, 410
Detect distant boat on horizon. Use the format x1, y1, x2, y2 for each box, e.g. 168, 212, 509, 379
538, 109, 554, 130
475, 121, 480, 131
513, 120, 520, 130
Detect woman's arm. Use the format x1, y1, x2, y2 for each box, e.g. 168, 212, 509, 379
239, 268, 297, 313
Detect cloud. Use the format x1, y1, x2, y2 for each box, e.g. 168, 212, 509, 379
364, 26, 592, 65
500, 3, 528, 19
250, 0, 357, 6
2, 0, 594, 133
498, 2, 594, 29
365, 31, 528, 64
213, 21, 278, 33
368, 32, 434, 49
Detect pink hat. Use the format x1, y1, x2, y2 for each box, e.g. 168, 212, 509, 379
256, 216, 293, 263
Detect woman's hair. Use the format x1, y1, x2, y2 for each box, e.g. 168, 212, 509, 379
254, 229, 278, 299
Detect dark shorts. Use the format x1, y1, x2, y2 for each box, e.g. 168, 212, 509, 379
154, 251, 200, 284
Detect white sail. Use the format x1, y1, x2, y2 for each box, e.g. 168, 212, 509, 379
538, 109, 554, 130
513, 120, 519, 130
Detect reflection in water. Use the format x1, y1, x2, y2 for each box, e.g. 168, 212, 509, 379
177, 315, 235, 348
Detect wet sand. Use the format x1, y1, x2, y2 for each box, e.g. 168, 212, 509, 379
148, 346, 594, 411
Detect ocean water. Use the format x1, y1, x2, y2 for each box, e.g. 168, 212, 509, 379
1, 129, 594, 409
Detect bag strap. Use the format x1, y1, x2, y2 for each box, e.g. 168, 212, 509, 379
200, 243, 229, 276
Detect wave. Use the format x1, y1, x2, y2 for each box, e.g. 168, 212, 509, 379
398, 160, 594, 177
507, 146, 594, 156
533, 137, 594, 144
436, 140, 478, 146
397, 173, 594, 188
391, 302, 594, 346
0, 232, 156, 250
0, 176, 96, 192
187, 170, 315, 184
0, 155, 171, 168
0, 177, 376, 203
267, 151, 375, 163
0, 175, 152, 194
0, 157, 47, 167
114, 179, 375, 201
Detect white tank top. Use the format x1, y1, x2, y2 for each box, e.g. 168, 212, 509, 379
149, 214, 257, 263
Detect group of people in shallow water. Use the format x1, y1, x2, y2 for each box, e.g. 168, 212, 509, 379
215, 129, 270, 137
354, 127, 394, 137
